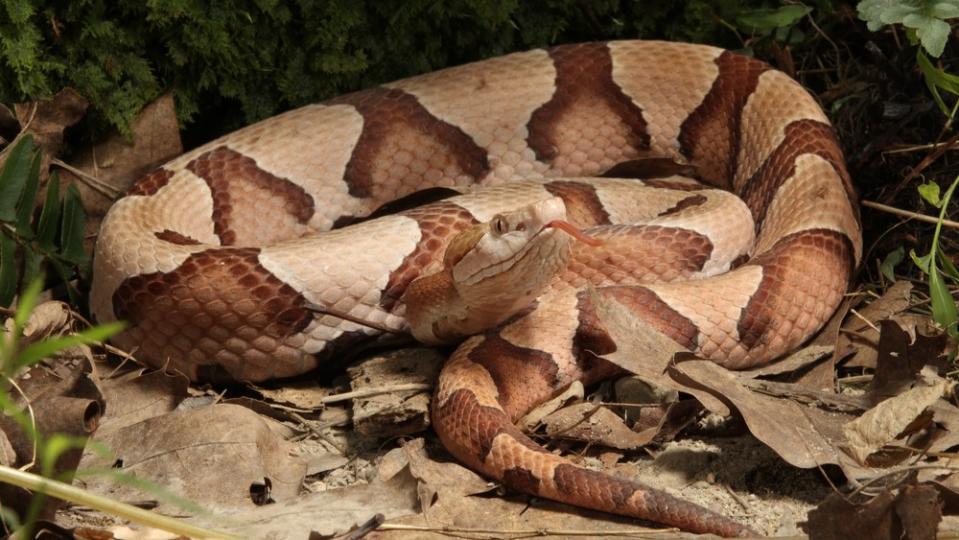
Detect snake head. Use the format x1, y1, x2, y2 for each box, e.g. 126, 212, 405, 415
405, 197, 599, 344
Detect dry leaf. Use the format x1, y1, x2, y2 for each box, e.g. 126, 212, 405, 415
519, 380, 584, 429
591, 289, 730, 415
93, 370, 190, 435
63, 92, 181, 218
803, 484, 941, 540
739, 344, 834, 379
347, 347, 442, 437
869, 317, 949, 403
79, 403, 306, 513
669, 360, 859, 472
804, 490, 897, 540
541, 403, 654, 449
192, 465, 421, 539
844, 374, 951, 465
2, 301, 73, 345
840, 281, 913, 369
13, 87, 88, 174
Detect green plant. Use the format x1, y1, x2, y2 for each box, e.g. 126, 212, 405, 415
910, 177, 959, 338
0, 135, 88, 307
858, 0, 959, 116
0, 278, 124, 537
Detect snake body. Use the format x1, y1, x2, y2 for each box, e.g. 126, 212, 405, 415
91, 41, 861, 535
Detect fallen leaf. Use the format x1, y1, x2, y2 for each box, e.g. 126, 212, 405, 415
803, 490, 897, 540
397, 438, 492, 514
844, 374, 950, 465
895, 484, 941, 540
347, 347, 442, 437
839, 281, 913, 369
803, 483, 942, 540
192, 465, 421, 539
93, 369, 190, 435
0, 356, 102, 521
79, 403, 306, 513
591, 289, 729, 415
669, 360, 860, 473
13, 88, 88, 175
739, 344, 834, 379
519, 380, 584, 430
541, 403, 654, 449
869, 316, 949, 403
61, 92, 181, 218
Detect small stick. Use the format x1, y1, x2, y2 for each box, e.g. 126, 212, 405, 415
318, 383, 432, 405
861, 200, 959, 229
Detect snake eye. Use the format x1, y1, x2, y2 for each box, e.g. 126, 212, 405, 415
491, 215, 508, 235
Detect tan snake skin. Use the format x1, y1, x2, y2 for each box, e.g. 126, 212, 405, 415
91, 41, 861, 536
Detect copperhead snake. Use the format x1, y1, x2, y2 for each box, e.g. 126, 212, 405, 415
91, 41, 862, 536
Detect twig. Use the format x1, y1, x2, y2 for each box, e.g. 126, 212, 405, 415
0, 465, 240, 539
861, 200, 959, 229
848, 308, 881, 333
318, 383, 432, 405
289, 410, 347, 455
336, 513, 385, 540
50, 158, 121, 200
377, 522, 687, 537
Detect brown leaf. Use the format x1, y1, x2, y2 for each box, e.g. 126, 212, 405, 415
193, 465, 420, 539
591, 289, 730, 415
804, 490, 897, 540
80, 403, 306, 512
843, 375, 950, 465
0, 357, 102, 521
541, 403, 655, 449
895, 484, 941, 540
840, 281, 914, 369
347, 348, 442, 437
59, 92, 181, 248
739, 344, 834, 379
94, 369, 190, 435
869, 316, 949, 403
669, 360, 861, 474
13, 88, 88, 172
2, 301, 74, 346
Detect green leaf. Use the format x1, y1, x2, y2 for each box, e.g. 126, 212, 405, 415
15, 151, 41, 237
880, 246, 906, 281
0, 234, 16, 308
931, 2, 959, 20
20, 250, 41, 295
736, 5, 813, 34
13, 277, 43, 331
939, 246, 959, 280
14, 321, 125, 371
59, 184, 87, 266
919, 181, 943, 207
0, 135, 37, 222
903, 13, 950, 58
911, 248, 933, 273
36, 172, 61, 251
930, 267, 959, 336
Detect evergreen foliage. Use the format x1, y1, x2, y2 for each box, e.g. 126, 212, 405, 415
0, 1, 822, 138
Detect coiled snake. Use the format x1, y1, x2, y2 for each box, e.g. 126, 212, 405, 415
92, 41, 861, 536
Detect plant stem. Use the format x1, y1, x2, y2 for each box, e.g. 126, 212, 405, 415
0, 465, 240, 540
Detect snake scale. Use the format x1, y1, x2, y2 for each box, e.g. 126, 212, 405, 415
91, 41, 862, 536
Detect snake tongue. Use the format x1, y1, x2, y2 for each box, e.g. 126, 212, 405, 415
545, 220, 603, 247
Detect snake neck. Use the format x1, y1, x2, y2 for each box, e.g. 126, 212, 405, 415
403, 269, 542, 346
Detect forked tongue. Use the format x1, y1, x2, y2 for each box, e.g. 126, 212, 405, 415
545, 220, 603, 247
